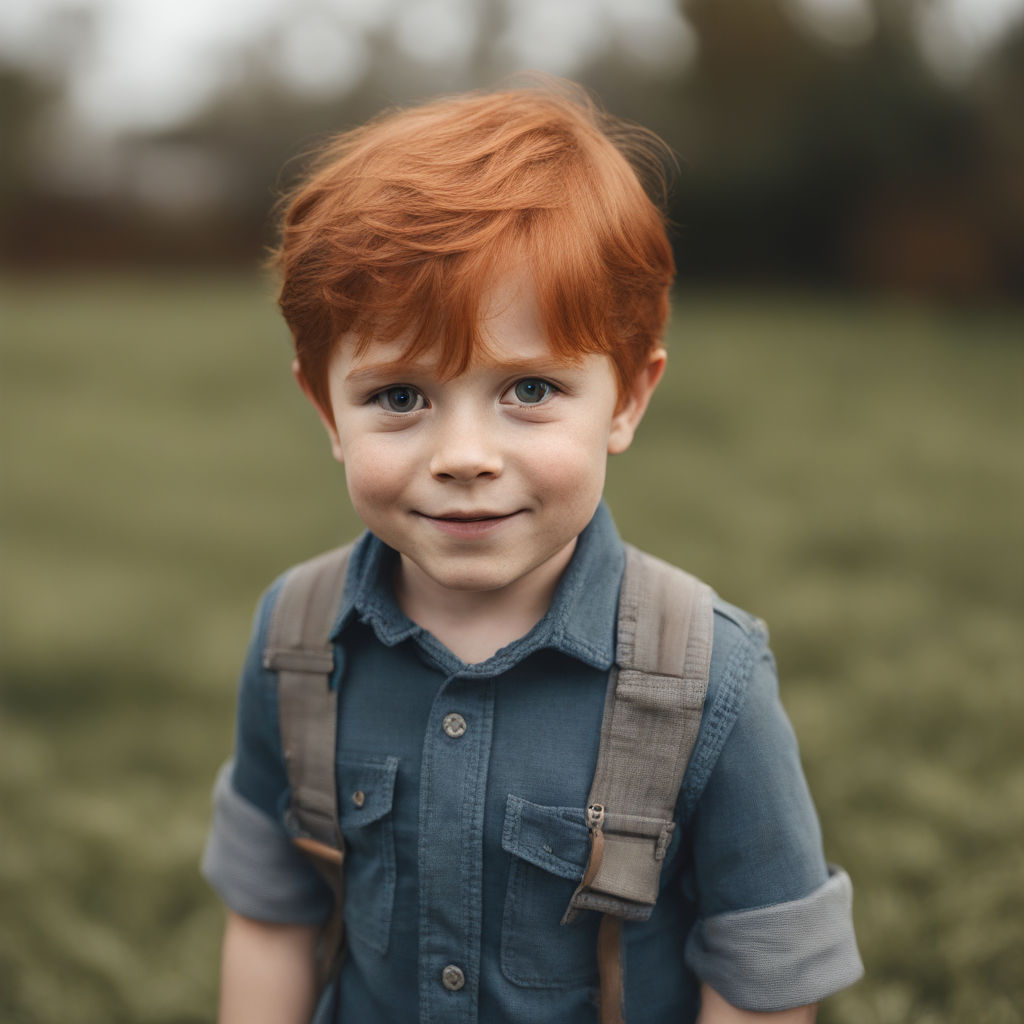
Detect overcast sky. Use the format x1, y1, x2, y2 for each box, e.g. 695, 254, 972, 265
1, 0, 1021, 133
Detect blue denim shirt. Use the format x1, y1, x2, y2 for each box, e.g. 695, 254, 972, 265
203, 504, 862, 1021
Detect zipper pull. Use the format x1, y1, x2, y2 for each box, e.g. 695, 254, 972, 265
564, 803, 607, 925
582, 804, 606, 888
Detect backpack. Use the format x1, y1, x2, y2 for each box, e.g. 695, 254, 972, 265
263, 540, 714, 1024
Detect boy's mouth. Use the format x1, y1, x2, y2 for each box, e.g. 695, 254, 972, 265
431, 511, 515, 522
417, 510, 522, 535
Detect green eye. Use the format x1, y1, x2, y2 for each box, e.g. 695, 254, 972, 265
513, 379, 552, 404
377, 386, 424, 413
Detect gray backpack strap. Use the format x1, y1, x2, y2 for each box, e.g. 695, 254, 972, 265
262, 542, 354, 986
566, 543, 714, 1024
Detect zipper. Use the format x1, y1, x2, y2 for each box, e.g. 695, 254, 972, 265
564, 803, 606, 925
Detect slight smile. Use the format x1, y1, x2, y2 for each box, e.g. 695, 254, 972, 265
416, 510, 524, 537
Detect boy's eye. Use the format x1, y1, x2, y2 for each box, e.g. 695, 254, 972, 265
510, 379, 554, 405
375, 386, 426, 413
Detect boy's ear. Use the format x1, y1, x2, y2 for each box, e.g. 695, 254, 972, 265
608, 348, 667, 455
292, 358, 345, 463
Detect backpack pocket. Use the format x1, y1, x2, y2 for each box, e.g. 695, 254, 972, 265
500, 794, 600, 989
336, 754, 399, 955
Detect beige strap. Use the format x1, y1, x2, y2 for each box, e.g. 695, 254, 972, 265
572, 544, 713, 917
264, 543, 354, 988
569, 543, 715, 1022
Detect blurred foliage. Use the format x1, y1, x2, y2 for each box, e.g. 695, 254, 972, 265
591, 0, 1024, 295
0, 0, 1022, 296
2, 273, 1022, 1021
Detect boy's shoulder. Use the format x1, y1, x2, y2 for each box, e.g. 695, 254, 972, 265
711, 593, 770, 648
670, 589, 777, 822
712, 593, 770, 638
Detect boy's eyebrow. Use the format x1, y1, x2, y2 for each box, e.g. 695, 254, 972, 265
345, 354, 582, 385
344, 358, 427, 385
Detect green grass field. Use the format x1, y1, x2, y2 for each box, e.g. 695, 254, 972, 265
2, 274, 1021, 1023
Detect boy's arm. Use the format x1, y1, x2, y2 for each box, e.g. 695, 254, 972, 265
698, 983, 816, 1022
202, 581, 335, 1022
218, 910, 319, 1024
682, 617, 862, 1012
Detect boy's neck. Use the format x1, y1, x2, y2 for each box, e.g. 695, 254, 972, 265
393, 541, 577, 664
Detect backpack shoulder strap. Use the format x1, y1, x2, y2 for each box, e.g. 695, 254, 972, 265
262, 543, 353, 987
567, 543, 714, 1024
263, 542, 354, 856
567, 541, 715, 922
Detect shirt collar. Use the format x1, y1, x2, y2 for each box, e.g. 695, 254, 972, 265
330, 501, 624, 673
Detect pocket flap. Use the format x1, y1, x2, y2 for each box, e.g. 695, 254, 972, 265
501, 795, 589, 881
337, 755, 398, 828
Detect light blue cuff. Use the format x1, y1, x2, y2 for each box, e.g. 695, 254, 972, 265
201, 761, 331, 925
684, 865, 864, 1011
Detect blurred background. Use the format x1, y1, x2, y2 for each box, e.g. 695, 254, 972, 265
2, 1, 1022, 1021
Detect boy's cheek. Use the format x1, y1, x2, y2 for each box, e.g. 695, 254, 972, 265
343, 462, 401, 507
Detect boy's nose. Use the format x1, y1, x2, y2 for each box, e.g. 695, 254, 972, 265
429, 414, 502, 482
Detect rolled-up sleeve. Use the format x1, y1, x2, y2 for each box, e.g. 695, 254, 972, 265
684, 626, 863, 1009
200, 581, 330, 924
202, 762, 330, 923
685, 865, 862, 1010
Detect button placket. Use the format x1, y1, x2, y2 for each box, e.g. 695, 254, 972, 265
419, 674, 494, 1022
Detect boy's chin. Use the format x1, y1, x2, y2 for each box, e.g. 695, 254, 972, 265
397, 545, 573, 601
404, 557, 531, 595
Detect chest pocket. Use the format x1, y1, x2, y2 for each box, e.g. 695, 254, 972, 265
500, 795, 600, 989
337, 754, 399, 956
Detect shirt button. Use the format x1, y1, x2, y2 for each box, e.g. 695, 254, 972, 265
442, 712, 467, 739
441, 964, 465, 991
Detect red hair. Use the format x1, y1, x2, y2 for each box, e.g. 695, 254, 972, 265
272, 79, 675, 413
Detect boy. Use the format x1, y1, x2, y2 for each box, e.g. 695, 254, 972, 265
202, 81, 863, 1023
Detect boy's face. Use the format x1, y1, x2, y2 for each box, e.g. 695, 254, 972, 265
300, 272, 664, 604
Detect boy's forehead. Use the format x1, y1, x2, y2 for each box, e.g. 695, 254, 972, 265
336, 332, 585, 382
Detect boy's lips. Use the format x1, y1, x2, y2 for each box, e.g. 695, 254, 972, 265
430, 510, 517, 521
416, 509, 523, 537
